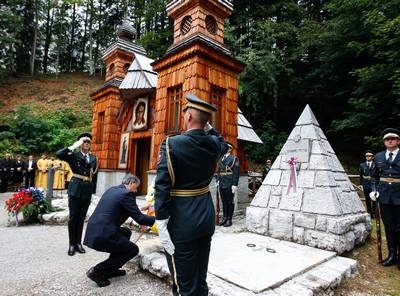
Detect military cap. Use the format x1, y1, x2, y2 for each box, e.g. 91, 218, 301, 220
365, 152, 374, 157
77, 132, 92, 141
381, 128, 400, 140
225, 141, 235, 149
183, 93, 216, 114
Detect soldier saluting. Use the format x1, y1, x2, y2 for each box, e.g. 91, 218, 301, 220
217, 141, 239, 227
155, 93, 228, 296
56, 133, 98, 256
371, 128, 400, 269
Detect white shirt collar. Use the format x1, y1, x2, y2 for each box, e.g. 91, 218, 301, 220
386, 148, 399, 160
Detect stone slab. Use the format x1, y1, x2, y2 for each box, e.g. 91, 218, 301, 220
208, 232, 336, 293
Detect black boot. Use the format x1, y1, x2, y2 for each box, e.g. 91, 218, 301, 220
76, 243, 86, 254
219, 217, 228, 226
224, 218, 232, 227
382, 232, 397, 267
68, 245, 76, 256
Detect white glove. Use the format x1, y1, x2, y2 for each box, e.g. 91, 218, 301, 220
232, 185, 238, 194
68, 138, 84, 151
204, 122, 213, 132
216, 180, 219, 187
156, 218, 175, 255
359, 185, 363, 191
369, 191, 379, 202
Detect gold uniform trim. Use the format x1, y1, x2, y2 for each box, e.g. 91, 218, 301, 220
380, 177, 400, 183
219, 172, 233, 176
170, 186, 210, 197
184, 102, 213, 114
166, 137, 176, 188
72, 173, 92, 182
363, 176, 372, 180
172, 255, 181, 296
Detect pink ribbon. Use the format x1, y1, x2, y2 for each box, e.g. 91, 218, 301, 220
13, 209, 19, 227
286, 157, 298, 195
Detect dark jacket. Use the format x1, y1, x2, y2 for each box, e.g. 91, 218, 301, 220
373, 150, 400, 205
217, 154, 240, 189
84, 185, 155, 249
0, 158, 13, 179
155, 128, 227, 243
359, 161, 376, 191
24, 160, 36, 174
56, 148, 98, 199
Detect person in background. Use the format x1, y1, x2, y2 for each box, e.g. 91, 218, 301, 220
262, 159, 272, 180
0, 154, 13, 193
371, 128, 400, 269
84, 174, 155, 287
56, 133, 98, 257
36, 154, 49, 189
24, 155, 36, 188
13, 154, 24, 191
359, 152, 377, 217
217, 141, 240, 227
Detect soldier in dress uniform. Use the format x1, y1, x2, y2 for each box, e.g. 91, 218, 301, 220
217, 141, 239, 227
155, 93, 228, 296
56, 133, 98, 256
359, 152, 377, 217
371, 128, 400, 269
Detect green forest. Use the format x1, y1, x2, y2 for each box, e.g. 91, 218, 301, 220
0, 0, 399, 169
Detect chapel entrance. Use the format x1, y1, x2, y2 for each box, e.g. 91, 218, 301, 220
134, 137, 151, 195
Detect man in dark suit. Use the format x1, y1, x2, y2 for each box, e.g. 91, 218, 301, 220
217, 141, 240, 227
56, 132, 98, 256
84, 174, 155, 287
359, 152, 377, 217
371, 128, 400, 269
155, 93, 228, 296
24, 155, 36, 188
0, 153, 13, 193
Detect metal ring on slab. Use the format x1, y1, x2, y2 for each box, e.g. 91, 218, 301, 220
266, 248, 276, 253
246, 243, 256, 247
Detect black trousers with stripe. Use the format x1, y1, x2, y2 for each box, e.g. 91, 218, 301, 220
165, 234, 212, 296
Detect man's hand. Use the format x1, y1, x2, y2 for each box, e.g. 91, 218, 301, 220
359, 185, 363, 191
156, 218, 175, 255
68, 138, 84, 151
370, 191, 379, 201
232, 185, 238, 194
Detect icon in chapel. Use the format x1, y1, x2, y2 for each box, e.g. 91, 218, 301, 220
131, 98, 148, 131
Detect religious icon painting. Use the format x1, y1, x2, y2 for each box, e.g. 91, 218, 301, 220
131, 97, 148, 131
118, 132, 129, 169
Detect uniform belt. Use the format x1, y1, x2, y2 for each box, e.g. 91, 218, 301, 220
170, 186, 210, 197
380, 177, 400, 183
72, 173, 92, 182
363, 176, 372, 180
219, 172, 233, 176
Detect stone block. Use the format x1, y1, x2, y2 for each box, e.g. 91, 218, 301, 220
353, 223, 369, 245
327, 217, 354, 235
269, 195, 281, 208
273, 282, 313, 296
303, 230, 354, 254
333, 172, 347, 181
302, 188, 342, 216
323, 257, 353, 278
42, 212, 57, 222
287, 126, 301, 141
251, 185, 271, 208
271, 186, 282, 196
246, 207, 269, 235
309, 155, 330, 170
269, 210, 293, 240
264, 170, 282, 186
53, 211, 69, 223
308, 265, 342, 289
311, 140, 326, 154
297, 170, 315, 188
280, 190, 303, 211
315, 216, 327, 232
51, 198, 68, 209
270, 155, 282, 170
281, 139, 310, 163
294, 213, 315, 229
315, 171, 336, 187
293, 227, 305, 244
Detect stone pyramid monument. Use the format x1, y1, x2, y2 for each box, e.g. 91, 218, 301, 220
246, 105, 372, 254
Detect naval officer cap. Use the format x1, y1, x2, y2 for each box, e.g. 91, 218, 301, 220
77, 132, 92, 141
183, 93, 216, 114
381, 128, 400, 140
365, 152, 374, 157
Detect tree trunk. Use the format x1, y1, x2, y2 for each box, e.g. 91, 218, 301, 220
88, 0, 94, 76
30, 0, 38, 76
55, 4, 65, 79
80, 1, 89, 70
68, 2, 76, 72
43, 0, 54, 74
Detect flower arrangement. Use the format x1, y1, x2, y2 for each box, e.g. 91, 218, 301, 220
4, 188, 53, 225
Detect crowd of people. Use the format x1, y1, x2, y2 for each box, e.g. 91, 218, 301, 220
0, 153, 73, 193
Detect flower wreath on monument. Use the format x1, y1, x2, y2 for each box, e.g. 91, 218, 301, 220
4, 188, 53, 226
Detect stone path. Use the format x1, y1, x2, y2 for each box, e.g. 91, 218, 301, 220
0, 193, 170, 296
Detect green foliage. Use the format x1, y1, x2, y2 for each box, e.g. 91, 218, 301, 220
1, 105, 91, 155
245, 121, 288, 164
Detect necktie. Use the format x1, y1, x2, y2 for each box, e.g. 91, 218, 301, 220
388, 152, 393, 164
85, 154, 89, 163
